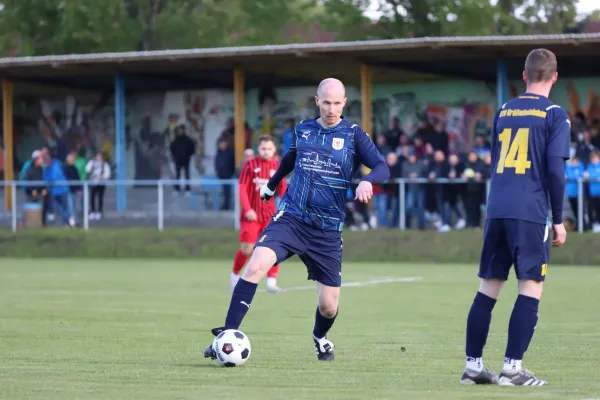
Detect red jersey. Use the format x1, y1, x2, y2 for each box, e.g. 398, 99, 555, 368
238, 156, 288, 222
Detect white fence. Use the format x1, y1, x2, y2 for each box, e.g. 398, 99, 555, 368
3, 178, 593, 233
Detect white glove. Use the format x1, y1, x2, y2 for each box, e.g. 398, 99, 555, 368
260, 184, 275, 201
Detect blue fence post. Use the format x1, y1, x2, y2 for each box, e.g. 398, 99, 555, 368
115, 74, 127, 212
497, 59, 509, 108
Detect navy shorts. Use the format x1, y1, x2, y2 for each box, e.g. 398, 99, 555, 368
254, 213, 343, 287
479, 218, 550, 282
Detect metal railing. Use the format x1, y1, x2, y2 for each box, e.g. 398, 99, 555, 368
3, 179, 238, 232
2, 177, 595, 233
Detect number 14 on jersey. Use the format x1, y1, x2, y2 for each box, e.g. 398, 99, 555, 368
496, 128, 532, 174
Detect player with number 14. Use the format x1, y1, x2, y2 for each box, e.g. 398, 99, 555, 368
460, 48, 570, 386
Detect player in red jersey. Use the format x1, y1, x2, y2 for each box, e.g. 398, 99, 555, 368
231, 135, 288, 293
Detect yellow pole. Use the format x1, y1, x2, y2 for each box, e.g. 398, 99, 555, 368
360, 64, 373, 137
360, 65, 373, 176
233, 68, 245, 167
3, 80, 14, 211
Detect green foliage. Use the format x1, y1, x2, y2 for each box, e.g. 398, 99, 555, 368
0, 0, 588, 56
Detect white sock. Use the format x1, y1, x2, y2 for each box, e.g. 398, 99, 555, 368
230, 272, 239, 284
465, 356, 483, 373
503, 358, 522, 373
266, 277, 277, 288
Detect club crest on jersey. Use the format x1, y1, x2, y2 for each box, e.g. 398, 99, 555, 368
332, 138, 344, 150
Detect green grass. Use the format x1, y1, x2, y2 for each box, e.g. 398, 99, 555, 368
0, 260, 599, 400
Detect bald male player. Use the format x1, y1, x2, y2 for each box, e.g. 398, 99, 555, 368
204, 78, 389, 361
460, 49, 570, 386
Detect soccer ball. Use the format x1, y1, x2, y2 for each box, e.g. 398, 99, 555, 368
212, 329, 251, 367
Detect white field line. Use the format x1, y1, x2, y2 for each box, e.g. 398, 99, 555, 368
284, 276, 423, 292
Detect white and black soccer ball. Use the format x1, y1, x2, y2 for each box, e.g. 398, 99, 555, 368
212, 329, 251, 367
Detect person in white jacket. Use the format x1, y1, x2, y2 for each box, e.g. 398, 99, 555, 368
86, 152, 111, 220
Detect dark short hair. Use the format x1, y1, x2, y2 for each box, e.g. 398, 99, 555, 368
525, 48, 557, 83
258, 135, 275, 145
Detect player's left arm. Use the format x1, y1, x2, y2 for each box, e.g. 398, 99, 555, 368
546, 107, 572, 226
354, 128, 390, 202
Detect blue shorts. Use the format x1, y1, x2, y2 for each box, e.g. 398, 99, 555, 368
479, 218, 550, 282
254, 213, 343, 287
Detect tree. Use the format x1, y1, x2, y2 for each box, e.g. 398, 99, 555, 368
0, 0, 588, 57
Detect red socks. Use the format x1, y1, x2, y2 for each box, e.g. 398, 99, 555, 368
232, 250, 248, 275
267, 265, 280, 279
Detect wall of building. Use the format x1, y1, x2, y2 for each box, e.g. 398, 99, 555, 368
10, 76, 600, 179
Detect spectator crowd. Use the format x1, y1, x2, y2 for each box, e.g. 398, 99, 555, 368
20, 146, 111, 227
16, 110, 600, 233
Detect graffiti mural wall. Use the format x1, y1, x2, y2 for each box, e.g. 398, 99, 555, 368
10, 77, 600, 178
12, 90, 235, 179
245, 81, 496, 154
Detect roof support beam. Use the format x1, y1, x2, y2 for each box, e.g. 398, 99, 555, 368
497, 59, 509, 107
115, 74, 127, 212
3, 80, 14, 212
234, 68, 246, 167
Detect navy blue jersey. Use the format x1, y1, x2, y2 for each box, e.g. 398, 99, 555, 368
487, 93, 571, 224
278, 117, 385, 231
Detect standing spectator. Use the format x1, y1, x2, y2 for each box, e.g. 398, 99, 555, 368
398, 143, 412, 164
375, 135, 393, 157
566, 155, 585, 230
447, 154, 466, 230
39, 146, 54, 222
86, 152, 111, 220
215, 138, 235, 210
403, 153, 427, 230
575, 131, 596, 166
429, 150, 450, 232
591, 118, 600, 148
382, 152, 402, 227
415, 116, 436, 147
23, 151, 47, 223
63, 151, 82, 224
386, 117, 404, 149
472, 134, 491, 159
74, 149, 88, 180
170, 125, 196, 196
584, 151, 600, 232
44, 152, 75, 227
422, 143, 437, 221
412, 136, 426, 159
430, 116, 450, 155
572, 111, 587, 143
461, 151, 485, 228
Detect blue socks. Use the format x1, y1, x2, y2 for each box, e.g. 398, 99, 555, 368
224, 279, 258, 330
505, 294, 539, 361
313, 307, 338, 339
466, 291, 497, 359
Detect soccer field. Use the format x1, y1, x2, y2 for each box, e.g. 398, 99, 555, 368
1, 260, 599, 400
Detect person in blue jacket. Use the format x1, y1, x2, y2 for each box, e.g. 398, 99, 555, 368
584, 151, 600, 232
43, 153, 75, 227
565, 155, 585, 230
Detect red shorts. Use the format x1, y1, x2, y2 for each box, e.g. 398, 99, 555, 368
239, 221, 270, 244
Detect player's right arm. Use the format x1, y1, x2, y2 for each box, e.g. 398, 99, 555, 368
238, 161, 256, 221
262, 127, 298, 200
546, 107, 571, 247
